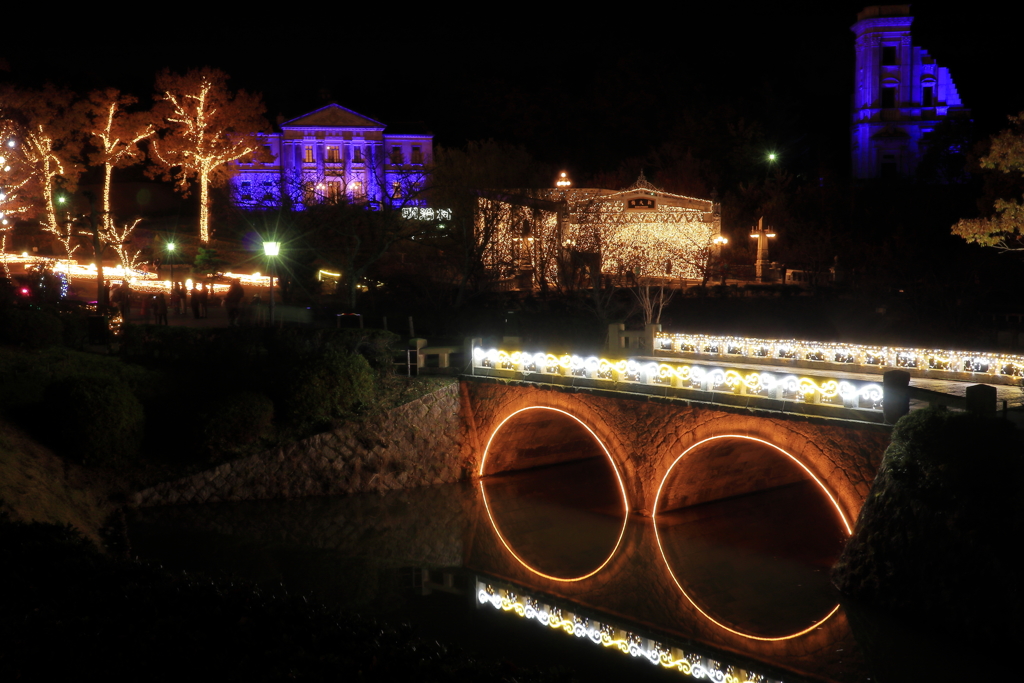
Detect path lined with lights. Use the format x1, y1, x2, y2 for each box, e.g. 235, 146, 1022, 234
2, 251, 276, 295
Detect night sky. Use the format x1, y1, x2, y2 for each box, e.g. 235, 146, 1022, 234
4, 3, 1021, 178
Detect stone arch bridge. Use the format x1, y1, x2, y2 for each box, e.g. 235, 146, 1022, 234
459, 377, 892, 526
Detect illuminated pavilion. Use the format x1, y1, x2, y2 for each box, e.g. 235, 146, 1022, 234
230, 103, 432, 209
477, 174, 723, 290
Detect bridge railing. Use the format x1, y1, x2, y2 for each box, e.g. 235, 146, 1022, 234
653, 332, 1024, 386
470, 348, 885, 416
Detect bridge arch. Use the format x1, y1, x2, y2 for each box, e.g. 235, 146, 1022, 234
476, 398, 635, 583
653, 434, 851, 641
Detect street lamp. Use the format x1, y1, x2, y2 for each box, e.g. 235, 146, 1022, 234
263, 241, 280, 325
167, 242, 176, 284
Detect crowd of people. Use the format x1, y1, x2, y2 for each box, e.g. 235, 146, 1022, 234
104, 278, 266, 327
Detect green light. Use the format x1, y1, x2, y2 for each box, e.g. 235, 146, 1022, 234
768, 153, 777, 162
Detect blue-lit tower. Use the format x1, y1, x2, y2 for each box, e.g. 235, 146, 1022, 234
851, 5, 969, 179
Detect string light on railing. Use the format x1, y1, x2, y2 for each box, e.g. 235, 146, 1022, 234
656, 332, 1024, 380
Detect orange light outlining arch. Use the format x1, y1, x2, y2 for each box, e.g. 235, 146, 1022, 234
653, 434, 850, 641
479, 406, 630, 583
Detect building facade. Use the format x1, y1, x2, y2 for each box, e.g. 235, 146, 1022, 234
851, 5, 969, 179
478, 175, 723, 290
231, 103, 432, 209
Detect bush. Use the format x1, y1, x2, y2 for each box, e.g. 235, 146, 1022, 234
276, 347, 375, 429
0, 308, 64, 349
42, 375, 145, 466
833, 408, 1024, 644
197, 391, 274, 455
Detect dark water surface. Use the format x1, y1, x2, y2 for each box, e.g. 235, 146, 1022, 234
127, 461, 962, 682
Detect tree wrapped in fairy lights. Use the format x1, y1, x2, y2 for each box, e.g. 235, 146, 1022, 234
149, 68, 268, 244
84, 88, 155, 283
2, 86, 84, 266
0, 110, 30, 275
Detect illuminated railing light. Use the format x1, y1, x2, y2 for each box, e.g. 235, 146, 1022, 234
657, 332, 1024, 380
473, 348, 883, 410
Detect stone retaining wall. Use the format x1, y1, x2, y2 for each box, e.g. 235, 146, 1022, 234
133, 382, 466, 507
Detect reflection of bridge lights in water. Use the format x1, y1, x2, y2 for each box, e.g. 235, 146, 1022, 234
476, 580, 778, 683
479, 407, 629, 582
654, 435, 850, 642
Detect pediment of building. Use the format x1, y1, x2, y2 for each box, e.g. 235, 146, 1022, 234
281, 104, 386, 130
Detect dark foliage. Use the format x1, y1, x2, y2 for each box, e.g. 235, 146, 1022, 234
0, 307, 64, 349
833, 408, 1024, 646
42, 375, 145, 466
196, 391, 275, 456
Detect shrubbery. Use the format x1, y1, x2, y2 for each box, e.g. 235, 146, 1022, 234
197, 391, 275, 455
276, 346, 375, 429
833, 408, 1024, 645
0, 307, 64, 349
42, 375, 145, 466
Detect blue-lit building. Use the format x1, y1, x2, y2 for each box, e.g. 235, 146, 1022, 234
851, 5, 969, 179
231, 103, 432, 209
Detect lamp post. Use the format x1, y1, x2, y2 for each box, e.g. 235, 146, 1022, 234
167, 242, 176, 284
263, 241, 280, 325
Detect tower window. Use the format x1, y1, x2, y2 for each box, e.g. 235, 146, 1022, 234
922, 86, 934, 107
881, 86, 896, 109
882, 46, 897, 66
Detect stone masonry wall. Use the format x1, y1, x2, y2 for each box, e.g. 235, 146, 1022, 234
133, 382, 466, 507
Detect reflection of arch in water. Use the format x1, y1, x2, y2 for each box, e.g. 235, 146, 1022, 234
479, 406, 630, 583
653, 434, 850, 642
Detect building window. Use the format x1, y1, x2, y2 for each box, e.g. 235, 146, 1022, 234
350, 179, 365, 198
411, 146, 422, 164
882, 46, 897, 66
392, 181, 402, 199
352, 146, 363, 163
326, 146, 340, 162
326, 180, 342, 201
304, 145, 314, 163
881, 86, 896, 109
391, 146, 402, 164
922, 85, 934, 107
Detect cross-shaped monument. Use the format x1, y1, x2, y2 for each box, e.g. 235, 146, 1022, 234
750, 217, 776, 282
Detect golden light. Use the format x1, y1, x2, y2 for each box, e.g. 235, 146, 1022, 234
653, 434, 848, 641
555, 171, 572, 188
477, 582, 770, 682
479, 406, 629, 583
